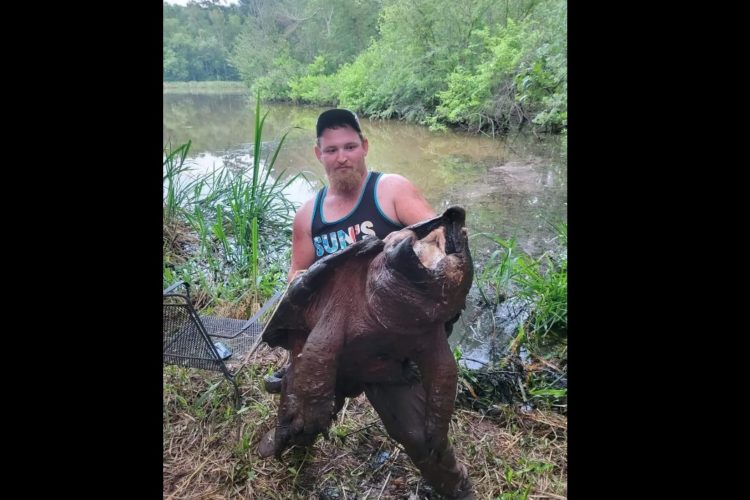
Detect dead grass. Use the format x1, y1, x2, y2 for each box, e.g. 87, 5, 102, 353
164, 221, 199, 262
163, 346, 567, 499
211, 292, 262, 320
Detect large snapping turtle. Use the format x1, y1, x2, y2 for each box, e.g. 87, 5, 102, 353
260, 206, 473, 464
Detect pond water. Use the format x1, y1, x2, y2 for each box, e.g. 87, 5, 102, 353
164, 93, 567, 367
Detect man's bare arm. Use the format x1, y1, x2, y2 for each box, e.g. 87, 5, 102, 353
288, 199, 316, 282
379, 174, 436, 226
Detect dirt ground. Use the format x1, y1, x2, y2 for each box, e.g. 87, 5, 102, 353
163, 346, 567, 499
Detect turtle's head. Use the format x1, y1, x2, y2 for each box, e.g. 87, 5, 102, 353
371, 207, 473, 328
383, 206, 470, 280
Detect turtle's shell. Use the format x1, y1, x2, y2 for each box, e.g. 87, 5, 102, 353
260, 206, 469, 349
261, 236, 384, 349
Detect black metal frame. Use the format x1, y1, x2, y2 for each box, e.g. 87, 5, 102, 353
163, 281, 281, 409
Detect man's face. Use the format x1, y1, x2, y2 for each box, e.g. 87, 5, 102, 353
315, 125, 369, 193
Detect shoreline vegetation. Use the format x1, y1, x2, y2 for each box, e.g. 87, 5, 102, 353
163, 80, 249, 95
163, 96, 567, 498
164, 0, 566, 136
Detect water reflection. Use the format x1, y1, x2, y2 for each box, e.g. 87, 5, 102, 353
174, 150, 316, 207
164, 96, 565, 253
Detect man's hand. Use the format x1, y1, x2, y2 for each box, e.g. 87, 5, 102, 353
289, 269, 307, 282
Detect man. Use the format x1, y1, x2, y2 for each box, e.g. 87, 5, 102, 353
288, 108, 435, 280
264, 109, 474, 499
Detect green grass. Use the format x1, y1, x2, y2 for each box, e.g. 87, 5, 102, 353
163, 94, 309, 308
163, 140, 194, 224
471, 222, 567, 412
474, 234, 522, 306
474, 221, 567, 347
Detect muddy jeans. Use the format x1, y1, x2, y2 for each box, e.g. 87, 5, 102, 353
364, 381, 472, 498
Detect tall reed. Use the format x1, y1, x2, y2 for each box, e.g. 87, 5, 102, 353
163, 94, 308, 304
163, 140, 192, 223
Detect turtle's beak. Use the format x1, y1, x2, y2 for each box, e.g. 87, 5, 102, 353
407, 206, 467, 255
384, 233, 431, 283
383, 206, 469, 283
373, 206, 473, 327
442, 207, 467, 256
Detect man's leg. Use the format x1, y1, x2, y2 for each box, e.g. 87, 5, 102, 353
364, 382, 473, 499
263, 364, 288, 394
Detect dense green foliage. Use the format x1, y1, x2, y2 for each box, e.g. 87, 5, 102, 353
163, 1, 245, 81
164, 0, 565, 133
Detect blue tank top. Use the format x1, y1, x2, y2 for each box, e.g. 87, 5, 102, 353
310, 171, 404, 261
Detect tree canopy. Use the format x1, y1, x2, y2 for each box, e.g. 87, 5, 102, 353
164, 0, 567, 133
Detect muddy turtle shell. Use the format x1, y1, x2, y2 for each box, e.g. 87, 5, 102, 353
260, 235, 385, 349
260, 207, 468, 349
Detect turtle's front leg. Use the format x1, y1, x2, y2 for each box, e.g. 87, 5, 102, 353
413, 325, 458, 454
274, 320, 344, 454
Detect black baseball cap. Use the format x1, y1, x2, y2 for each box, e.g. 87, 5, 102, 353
316, 108, 362, 137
